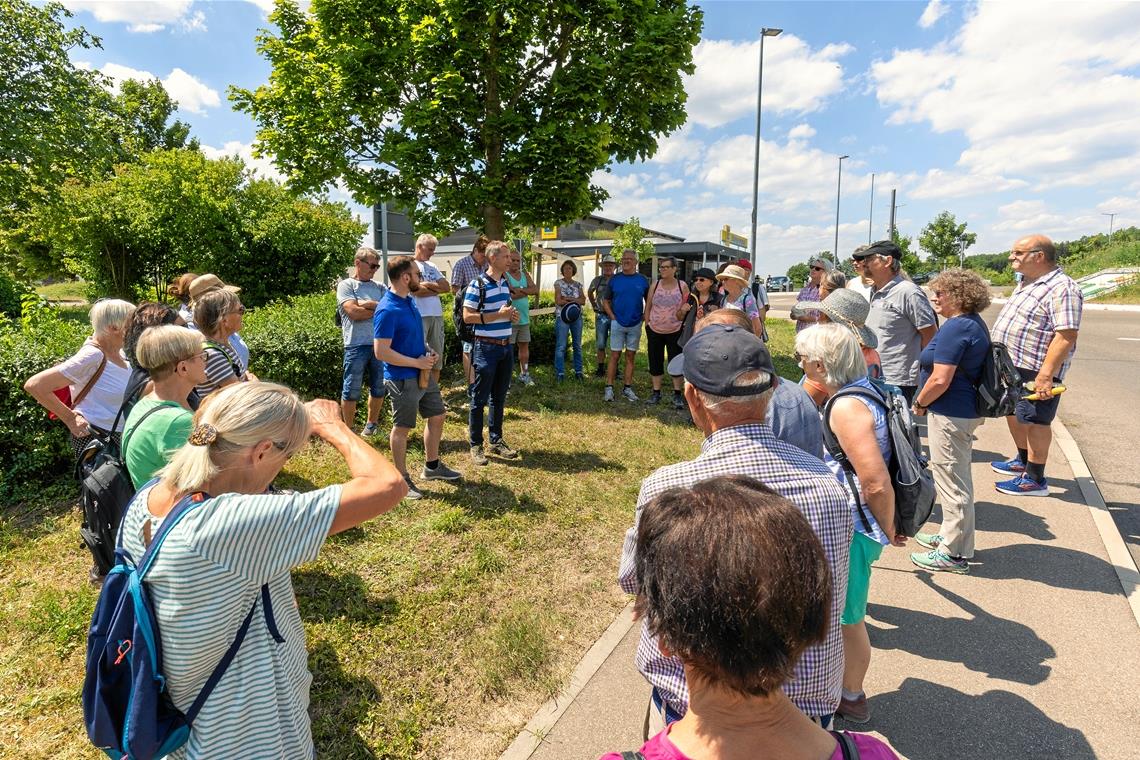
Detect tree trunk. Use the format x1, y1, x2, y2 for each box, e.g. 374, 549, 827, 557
483, 205, 506, 241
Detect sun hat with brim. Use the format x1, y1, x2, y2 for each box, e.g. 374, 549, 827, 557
189, 273, 240, 302
560, 303, 582, 324
793, 288, 878, 349
715, 264, 750, 285
600, 253, 617, 264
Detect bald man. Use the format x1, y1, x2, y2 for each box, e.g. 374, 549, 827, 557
989, 234, 1083, 497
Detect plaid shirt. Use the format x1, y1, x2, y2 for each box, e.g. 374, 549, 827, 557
991, 267, 1082, 380
450, 254, 484, 291
617, 423, 853, 719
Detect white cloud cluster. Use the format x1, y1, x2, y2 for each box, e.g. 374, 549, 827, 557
918, 0, 948, 29
96, 63, 220, 116
872, 3, 1140, 190
200, 140, 285, 182
684, 35, 853, 128
63, 1, 204, 33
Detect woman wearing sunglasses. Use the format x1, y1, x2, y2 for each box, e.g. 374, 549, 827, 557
795, 257, 834, 332
193, 289, 254, 399
676, 267, 721, 347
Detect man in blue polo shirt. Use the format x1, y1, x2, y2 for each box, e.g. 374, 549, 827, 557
463, 240, 521, 465
374, 256, 462, 499
602, 248, 650, 402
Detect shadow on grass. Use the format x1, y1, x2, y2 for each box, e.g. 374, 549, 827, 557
308, 641, 383, 760
271, 472, 320, 492
495, 448, 624, 474
0, 480, 80, 547
294, 569, 400, 625
432, 479, 547, 519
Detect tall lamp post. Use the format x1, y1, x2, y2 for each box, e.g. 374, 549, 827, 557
868, 172, 875, 244
749, 26, 783, 274
834, 154, 849, 258
1103, 212, 1117, 237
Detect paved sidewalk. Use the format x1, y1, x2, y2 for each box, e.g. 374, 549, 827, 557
503, 417, 1140, 760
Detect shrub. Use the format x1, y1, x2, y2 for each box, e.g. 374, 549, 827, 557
241, 291, 344, 399
0, 271, 34, 320
0, 306, 87, 500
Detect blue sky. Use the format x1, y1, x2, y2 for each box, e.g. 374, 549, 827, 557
59, 1, 1140, 276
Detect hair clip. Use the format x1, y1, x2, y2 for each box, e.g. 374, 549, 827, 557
188, 423, 219, 446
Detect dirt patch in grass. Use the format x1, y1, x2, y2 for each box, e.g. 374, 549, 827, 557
0, 320, 800, 758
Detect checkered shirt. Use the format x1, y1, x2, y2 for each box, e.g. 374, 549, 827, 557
991, 267, 1082, 380
450, 254, 484, 291
617, 423, 853, 719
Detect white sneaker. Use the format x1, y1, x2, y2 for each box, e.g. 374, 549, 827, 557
622, 386, 639, 402
519, 372, 534, 386
604, 386, 615, 402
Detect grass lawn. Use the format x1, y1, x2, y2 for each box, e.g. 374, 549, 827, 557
34, 281, 89, 303
1091, 278, 1140, 304
0, 320, 799, 758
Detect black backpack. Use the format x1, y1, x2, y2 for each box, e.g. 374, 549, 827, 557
975, 341, 1021, 418
452, 275, 487, 344
75, 400, 169, 579
822, 382, 935, 538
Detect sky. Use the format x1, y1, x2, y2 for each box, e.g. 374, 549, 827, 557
57, 0, 1140, 277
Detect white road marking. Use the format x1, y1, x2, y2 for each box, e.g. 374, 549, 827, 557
1119, 337, 1140, 342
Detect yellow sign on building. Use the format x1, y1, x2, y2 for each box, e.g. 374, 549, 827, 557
540, 226, 559, 240
720, 225, 747, 249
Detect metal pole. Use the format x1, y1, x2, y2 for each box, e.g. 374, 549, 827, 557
380, 201, 390, 286
1103, 212, 1116, 237
749, 28, 782, 275
888, 189, 897, 241
834, 155, 848, 258
868, 173, 875, 244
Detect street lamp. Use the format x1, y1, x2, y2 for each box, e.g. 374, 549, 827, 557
749, 26, 783, 274
1103, 212, 1117, 237
834, 154, 849, 258
868, 173, 875, 244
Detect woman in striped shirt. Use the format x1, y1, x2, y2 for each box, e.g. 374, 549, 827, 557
192, 289, 257, 398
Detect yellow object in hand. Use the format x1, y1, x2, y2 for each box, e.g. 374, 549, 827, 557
1022, 382, 1066, 401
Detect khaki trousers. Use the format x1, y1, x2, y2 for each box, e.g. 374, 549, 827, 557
929, 413, 982, 558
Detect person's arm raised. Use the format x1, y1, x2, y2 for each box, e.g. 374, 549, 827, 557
306, 399, 407, 535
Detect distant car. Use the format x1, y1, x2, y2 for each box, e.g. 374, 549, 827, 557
766, 276, 791, 292
911, 271, 938, 285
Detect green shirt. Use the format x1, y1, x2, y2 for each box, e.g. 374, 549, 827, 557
123, 398, 193, 488
505, 271, 531, 325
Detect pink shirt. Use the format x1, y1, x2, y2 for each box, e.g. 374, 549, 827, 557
600, 726, 899, 760
647, 279, 688, 334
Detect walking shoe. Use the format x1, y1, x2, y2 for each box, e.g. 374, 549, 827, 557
519, 372, 535, 386
911, 549, 968, 574
556, 374, 565, 382
489, 440, 519, 459
622, 386, 639, 402
604, 385, 615, 402
470, 445, 488, 466
402, 475, 422, 500
646, 390, 662, 405
672, 393, 685, 410
594, 365, 605, 377
422, 462, 462, 481
836, 693, 870, 724
914, 531, 942, 550
361, 422, 380, 438
996, 474, 1049, 497
990, 456, 1026, 475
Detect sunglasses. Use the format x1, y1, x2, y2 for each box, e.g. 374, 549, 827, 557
811, 266, 825, 272
228, 305, 245, 315
359, 260, 380, 270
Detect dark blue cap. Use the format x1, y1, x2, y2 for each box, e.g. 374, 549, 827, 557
681, 324, 776, 396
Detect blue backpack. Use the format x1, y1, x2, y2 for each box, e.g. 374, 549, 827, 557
83, 488, 278, 759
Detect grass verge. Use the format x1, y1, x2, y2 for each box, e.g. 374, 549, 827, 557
0, 320, 798, 758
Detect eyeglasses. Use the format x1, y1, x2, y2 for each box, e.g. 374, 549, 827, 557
1010, 249, 1042, 257
359, 260, 380, 269
228, 305, 245, 315
810, 266, 825, 272
694, 277, 710, 282
794, 351, 806, 363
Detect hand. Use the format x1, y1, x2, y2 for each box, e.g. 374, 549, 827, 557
67, 412, 91, 438
306, 399, 347, 438
911, 404, 927, 417
681, 302, 692, 314
696, 305, 705, 319
414, 353, 436, 370
1033, 375, 1054, 399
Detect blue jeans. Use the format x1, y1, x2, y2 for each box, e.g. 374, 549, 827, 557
341, 344, 385, 401
554, 316, 583, 377
469, 341, 513, 446
594, 313, 612, 352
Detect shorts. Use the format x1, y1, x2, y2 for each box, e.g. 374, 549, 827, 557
595, 313, 612, 351
342, 344, 386, 402
385, 376, 446, 429
609, 321, 642, 353
841, 531, 885, 625
422, 316, 445, 360
510, 322, 531, 345
1014, 366, 1062, 425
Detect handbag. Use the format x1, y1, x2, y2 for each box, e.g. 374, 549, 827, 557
49, 351, 107, 421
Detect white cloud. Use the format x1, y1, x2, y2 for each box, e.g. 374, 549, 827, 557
182, 10, 207, 32
684, 35, 853, 128
788, 124, 816, 141
162, 68, 220, 114
200, 140, 285, 182
872, 3, 1140, 190
244, 0, 310, 14
918, 0, 948, 29
64, 1, 195, 33
910, 169, 1027, 200
98, 62, 160, 91
650, 126, 705, 165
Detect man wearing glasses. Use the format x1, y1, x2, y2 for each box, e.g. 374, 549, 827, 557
989, 235, 1082, 497
337, 246, 389, 435
862, 240, 937, 404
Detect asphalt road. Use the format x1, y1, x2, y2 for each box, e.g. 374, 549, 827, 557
770, 290, 1140, 569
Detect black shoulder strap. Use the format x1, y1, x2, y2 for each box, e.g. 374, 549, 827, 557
830, 730, 861, 760
205, 339, 242, 378
119, 402, 175, 467
619, 753, 646, 760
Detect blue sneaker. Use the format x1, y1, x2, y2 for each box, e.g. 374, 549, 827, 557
995, 474, 1049, 497
991, 456, 1026, 475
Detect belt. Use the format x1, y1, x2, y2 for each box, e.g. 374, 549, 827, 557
475, 336, 510, 345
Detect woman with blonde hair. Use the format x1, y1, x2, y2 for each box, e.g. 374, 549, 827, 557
115, 382, 406, 757
121, 325, 209, 487
193, 289, 254, 398
24, 299, 136, 457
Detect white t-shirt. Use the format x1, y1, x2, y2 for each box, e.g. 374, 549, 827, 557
846, 278, 872, 301
57, 340, 132, 431
414, 259, 445, 317
119, 483, 343, 759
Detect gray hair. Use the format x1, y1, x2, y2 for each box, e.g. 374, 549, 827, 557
90, 299, 136, 336
794, 324, 866, 388
415, 233, 437, 249
193, 289, 240, 337
808, 256, 834, 273
692, 369, 775, 420
355, 246, 379, 262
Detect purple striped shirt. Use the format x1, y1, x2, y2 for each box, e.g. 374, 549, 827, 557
991, 267, 1082, 379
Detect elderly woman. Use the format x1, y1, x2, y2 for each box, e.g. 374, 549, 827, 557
643, 257, 689, 407
795, 289, 883, 393
193, 289, 252, 398
795, 324, 907, 725
601, 477, 897, 760
24, 299, 136, 457
714, 264, 764, 339
910, 269, 992, 574
820, 269, 848, 299
122, 325, 209, 488
553, 259, 586, 381
795, 256, 834, 332
188, 273, 252, 372
676, 267, 720, 347
115, 382, 406, 756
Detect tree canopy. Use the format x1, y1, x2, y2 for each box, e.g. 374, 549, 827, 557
919, 210, 977, 268
609, 217, 656, 262
232, 0, 703, 239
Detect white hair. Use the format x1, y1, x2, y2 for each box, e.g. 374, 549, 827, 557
415, 233, 438, 248
692, 369, 775, 420
795, 324, 866, 388
90, 299, 136, 336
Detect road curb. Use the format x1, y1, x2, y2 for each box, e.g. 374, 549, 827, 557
990, 298, 1140, 312
498, 601, 636, 760
1053, 419, 1140, 628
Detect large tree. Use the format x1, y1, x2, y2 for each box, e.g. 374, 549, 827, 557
231, 0, 703, 239
919, 211, 977, 269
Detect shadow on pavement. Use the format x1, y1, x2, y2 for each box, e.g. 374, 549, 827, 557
975, 499, 1056, 541
968, 543, 1119, 593
863, 677, 1094, 759
867, 576, 1054, 684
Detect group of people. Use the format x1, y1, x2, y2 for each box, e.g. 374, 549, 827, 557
20, 225, 1082, 757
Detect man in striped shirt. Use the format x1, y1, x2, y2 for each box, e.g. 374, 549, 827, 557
463, 240, 521, 465
618, 324, 852, 732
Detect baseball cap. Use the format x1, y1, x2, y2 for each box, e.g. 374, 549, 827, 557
681, 324, 776, 396
600, 253, 617, 264
736, 258, 753, 271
